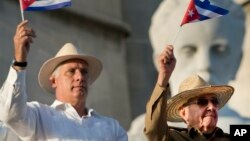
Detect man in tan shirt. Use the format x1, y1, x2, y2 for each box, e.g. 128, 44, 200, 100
144, 45, 234, 141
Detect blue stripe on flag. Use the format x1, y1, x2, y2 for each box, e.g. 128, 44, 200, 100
195, 0, 229, 15
26, 2, 71, 11
198, 14, 210, 21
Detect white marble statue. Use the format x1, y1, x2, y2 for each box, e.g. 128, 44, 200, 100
228, 0, 250, 119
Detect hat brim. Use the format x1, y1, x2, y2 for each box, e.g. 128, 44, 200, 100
167, 85, 234, 122
38, 54, 102, 94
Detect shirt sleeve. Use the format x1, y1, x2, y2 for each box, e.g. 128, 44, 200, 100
0, 121, 21, 141
0, 66, 37, 140
115, 120, 128, 141
144, 84, 170, 141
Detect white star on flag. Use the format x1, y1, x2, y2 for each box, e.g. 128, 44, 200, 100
188, 10, 194, 17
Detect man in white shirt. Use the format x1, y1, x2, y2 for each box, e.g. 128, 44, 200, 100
0, 20, 128, 141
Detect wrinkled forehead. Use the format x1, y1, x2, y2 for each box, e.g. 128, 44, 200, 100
63, 59, 88, 64
59, 59, 89, 69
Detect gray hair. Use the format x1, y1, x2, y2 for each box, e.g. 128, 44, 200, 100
51, 65, 61, 78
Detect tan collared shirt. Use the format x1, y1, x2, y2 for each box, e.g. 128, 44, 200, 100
144, 84, 230, 141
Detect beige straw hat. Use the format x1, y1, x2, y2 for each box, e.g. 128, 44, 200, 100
38, 43, 102, 94
167, 74, 234, 122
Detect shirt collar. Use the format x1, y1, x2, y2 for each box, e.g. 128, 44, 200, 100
188, 127, 225, 139
50, 100, 94, 118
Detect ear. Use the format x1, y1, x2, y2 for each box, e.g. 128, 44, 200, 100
49, 76, 57, 88
178, 107, 186, 120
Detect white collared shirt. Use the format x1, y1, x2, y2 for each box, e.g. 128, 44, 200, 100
0, 121, 21, 141
0, 66, 128, 141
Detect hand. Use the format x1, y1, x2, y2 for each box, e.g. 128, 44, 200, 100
157, 45, 176, 87
13, 20, 36, 62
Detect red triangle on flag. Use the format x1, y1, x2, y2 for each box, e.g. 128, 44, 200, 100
181, 0, 200, 26
21, 0, 36, 10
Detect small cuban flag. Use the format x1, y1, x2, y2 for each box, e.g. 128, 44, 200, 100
180, 0, 229, 26
21, 0, 71, 11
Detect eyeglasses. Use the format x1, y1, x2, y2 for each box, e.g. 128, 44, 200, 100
183, 97, 219, 107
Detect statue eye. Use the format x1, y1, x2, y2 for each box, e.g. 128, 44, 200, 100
210, 41, 229, 56
180, 44, 197, 58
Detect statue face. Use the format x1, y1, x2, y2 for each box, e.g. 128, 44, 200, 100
170, 19, 243, 95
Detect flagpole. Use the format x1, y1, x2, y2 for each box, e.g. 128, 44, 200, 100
171, 26, 182, 46
19, 0, 25, 21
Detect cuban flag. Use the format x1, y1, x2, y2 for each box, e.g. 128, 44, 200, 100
180, 0, 229, 26
21, 0, 71, 11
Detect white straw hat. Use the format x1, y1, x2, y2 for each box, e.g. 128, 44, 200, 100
167, 74, 234, 122
38, 43, 102, 94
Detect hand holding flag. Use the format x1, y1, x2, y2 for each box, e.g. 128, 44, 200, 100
181, 0, 229, 26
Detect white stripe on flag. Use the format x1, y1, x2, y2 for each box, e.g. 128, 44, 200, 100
30, 0, 70, 7
195, 6, 222, 18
